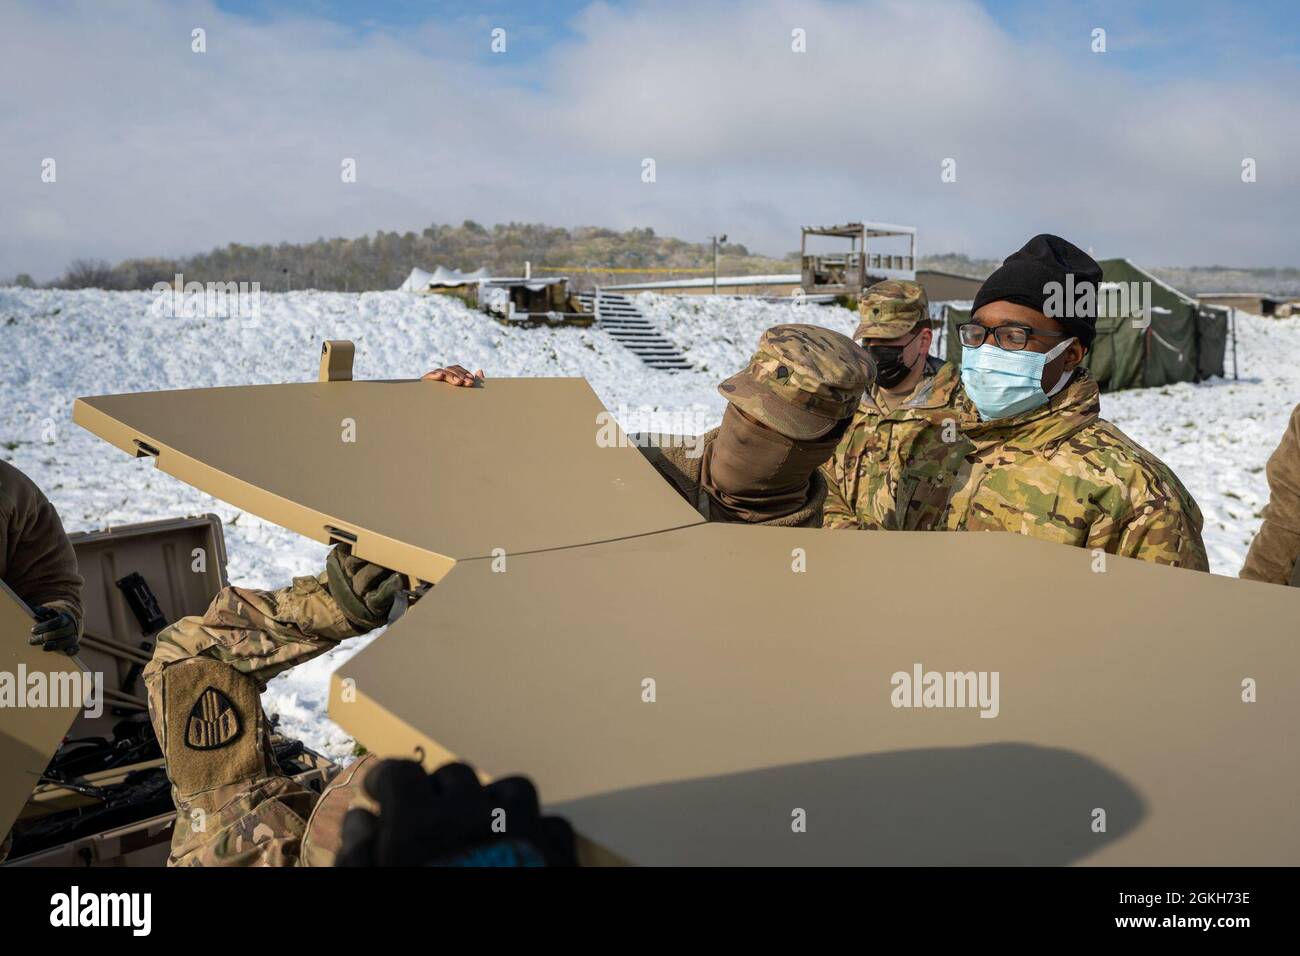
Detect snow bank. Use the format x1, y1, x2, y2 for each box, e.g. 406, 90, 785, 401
1102, 313, 1300, 574
2, 287, 1296, 757
633, 291, 857, 374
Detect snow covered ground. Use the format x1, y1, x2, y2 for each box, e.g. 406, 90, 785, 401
2, 287, 1296, 757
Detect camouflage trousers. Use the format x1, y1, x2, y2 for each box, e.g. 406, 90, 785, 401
143, 573, 375, 866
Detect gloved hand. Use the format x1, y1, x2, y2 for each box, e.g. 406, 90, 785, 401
335, 759, 577, 867
28, 605, 80, 655
324, 545, 404, 630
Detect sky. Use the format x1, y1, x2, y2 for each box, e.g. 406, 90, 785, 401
2, 0, 1298, 280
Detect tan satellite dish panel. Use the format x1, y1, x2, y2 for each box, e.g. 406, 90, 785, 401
0, 582, 88, 838
74, 379, 705, 584
71, 370, 1300, 865
332, 523, 1300, 866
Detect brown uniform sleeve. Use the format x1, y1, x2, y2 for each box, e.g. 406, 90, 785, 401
1241, 405, 1300, 585
0, 462, 83, 626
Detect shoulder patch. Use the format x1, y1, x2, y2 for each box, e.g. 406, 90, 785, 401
185, 686, 243, 750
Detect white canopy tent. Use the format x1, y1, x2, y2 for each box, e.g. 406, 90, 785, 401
398, 266, 491, 293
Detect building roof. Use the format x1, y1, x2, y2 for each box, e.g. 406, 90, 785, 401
801, 221, 917, 237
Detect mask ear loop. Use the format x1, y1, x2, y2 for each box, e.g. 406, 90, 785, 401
1043, 337, 1076, 398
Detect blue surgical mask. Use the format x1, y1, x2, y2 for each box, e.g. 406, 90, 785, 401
960, 337, 1075, 420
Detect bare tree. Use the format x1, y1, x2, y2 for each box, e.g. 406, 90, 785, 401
60, 258, 119, 290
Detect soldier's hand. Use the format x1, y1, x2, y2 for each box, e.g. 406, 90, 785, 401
28, 606, 80, 655
421, 365, 484, 387
335, 759, 577, 867
325, 545, 404, 630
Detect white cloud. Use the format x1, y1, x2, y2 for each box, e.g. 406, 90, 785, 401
1, 0, 1296, 280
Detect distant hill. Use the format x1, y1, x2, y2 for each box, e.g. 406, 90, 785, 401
915, 253, 1000, 280
24, 222, 796, 293
910, 254, 1300, 297
1146, 265, 1300, 296
8, 223, 1299, 296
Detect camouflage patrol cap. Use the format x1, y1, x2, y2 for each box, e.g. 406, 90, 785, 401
718, 324, 875, 440
854, 280, 930, 340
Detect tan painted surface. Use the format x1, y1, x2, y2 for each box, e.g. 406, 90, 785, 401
0, 582, 86, 838
318, 340, 355, 382
334, 523, 1300, 866
70, 373, 1300, 865
65, 514, 229, 742
74, 379, 705, 584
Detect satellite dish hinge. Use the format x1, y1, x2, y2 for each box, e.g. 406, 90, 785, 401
319, 340, 355, 382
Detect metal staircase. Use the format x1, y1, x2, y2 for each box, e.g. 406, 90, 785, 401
577, 291, 692, 372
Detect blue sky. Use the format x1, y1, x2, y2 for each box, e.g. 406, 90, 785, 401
3, 0, 1299, 278
214, 0, 592, 59
213, 0, 1300, 74
990, 0, 1300, 72
216, 0, 596, 30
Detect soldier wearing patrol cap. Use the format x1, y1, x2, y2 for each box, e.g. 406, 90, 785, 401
640, 323, 875, 526
822, 280, 974, 531
429, 325, 873, 527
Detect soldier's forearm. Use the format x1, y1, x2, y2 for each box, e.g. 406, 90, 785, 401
233, 573, 364, 643
1241, 519, 1300, 585
147, 573, 366, 687
6, 531, 83, 623
1112, 506, 1209, 572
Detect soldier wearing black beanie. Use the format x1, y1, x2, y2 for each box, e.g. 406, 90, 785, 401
939, 232, 1207, 571
972, 234, 1103, 348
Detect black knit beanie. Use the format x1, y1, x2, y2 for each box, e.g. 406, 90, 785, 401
972, 234, 1102, 348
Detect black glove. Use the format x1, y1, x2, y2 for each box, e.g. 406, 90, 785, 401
28, 606, 80, 655
335, 759, 577, 867
325, 545, 404, 630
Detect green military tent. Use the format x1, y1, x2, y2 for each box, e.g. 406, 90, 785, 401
940, 259, 1233, 393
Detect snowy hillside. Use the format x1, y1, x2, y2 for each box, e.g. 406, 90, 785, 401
2, 287, 1296, 758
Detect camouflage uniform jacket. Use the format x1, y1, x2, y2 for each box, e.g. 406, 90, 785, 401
1240, 402, 1300, 585
143, 572, 377, 866
941, 368, 1209, 569
821, 358, 973, 530
0, 460, 82, 625
637, 429, 826, 527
